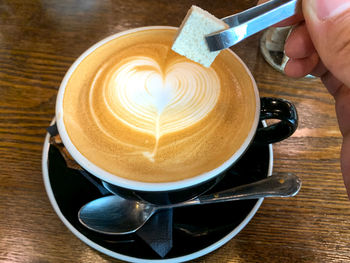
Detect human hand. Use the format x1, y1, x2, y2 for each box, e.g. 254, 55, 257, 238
257, 0, 350, 198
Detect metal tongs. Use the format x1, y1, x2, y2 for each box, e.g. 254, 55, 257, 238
205, 0, 301, 51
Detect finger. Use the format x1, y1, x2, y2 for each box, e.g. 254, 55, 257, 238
285, 23, 315, 59
321, 71, 344, 96
284, 51, 319, 78
336, 86, 350, 198
303, 0, 350, 88
310, 59, 328, 77
341, 136, 350, 199
334, 84, 350, 137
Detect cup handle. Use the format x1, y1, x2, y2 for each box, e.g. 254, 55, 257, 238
254, 97, 298, 144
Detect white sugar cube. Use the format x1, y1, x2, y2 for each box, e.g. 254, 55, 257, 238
172, 5, 228, 67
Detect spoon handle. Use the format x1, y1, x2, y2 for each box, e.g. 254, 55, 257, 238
169, 174, 301, 208
198, 173, 301, 204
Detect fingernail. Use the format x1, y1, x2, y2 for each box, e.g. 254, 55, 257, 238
316, 0, 350, 20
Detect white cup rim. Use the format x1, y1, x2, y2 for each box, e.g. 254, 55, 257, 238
56, 26, 260, 192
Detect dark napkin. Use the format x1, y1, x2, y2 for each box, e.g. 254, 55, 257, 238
136, 208, 173, 258
47, 123, 174, 258
47, 122, 59, 136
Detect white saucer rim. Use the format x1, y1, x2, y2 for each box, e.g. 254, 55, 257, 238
42, 128, 273, 263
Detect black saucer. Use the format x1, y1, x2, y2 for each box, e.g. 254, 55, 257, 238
42, 130, 272, 262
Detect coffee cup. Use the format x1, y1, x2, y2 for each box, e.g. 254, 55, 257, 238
56, 26, 298, 205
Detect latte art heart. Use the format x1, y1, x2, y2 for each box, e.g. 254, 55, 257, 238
91, 56, 220, 160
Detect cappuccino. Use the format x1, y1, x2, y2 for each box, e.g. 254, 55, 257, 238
61, 27, 258, 183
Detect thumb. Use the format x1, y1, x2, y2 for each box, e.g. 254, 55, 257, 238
303, 0, 350, 87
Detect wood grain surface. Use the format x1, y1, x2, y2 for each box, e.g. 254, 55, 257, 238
1, 0, 349, 262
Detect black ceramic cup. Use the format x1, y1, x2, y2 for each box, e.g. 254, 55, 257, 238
55, 26, 298, 205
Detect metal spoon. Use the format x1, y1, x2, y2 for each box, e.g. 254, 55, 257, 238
78, 173, 301, 235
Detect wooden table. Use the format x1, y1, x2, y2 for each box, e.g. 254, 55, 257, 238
1, 0, 349, 262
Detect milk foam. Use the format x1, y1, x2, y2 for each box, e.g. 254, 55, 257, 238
91, 56, 220, 161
